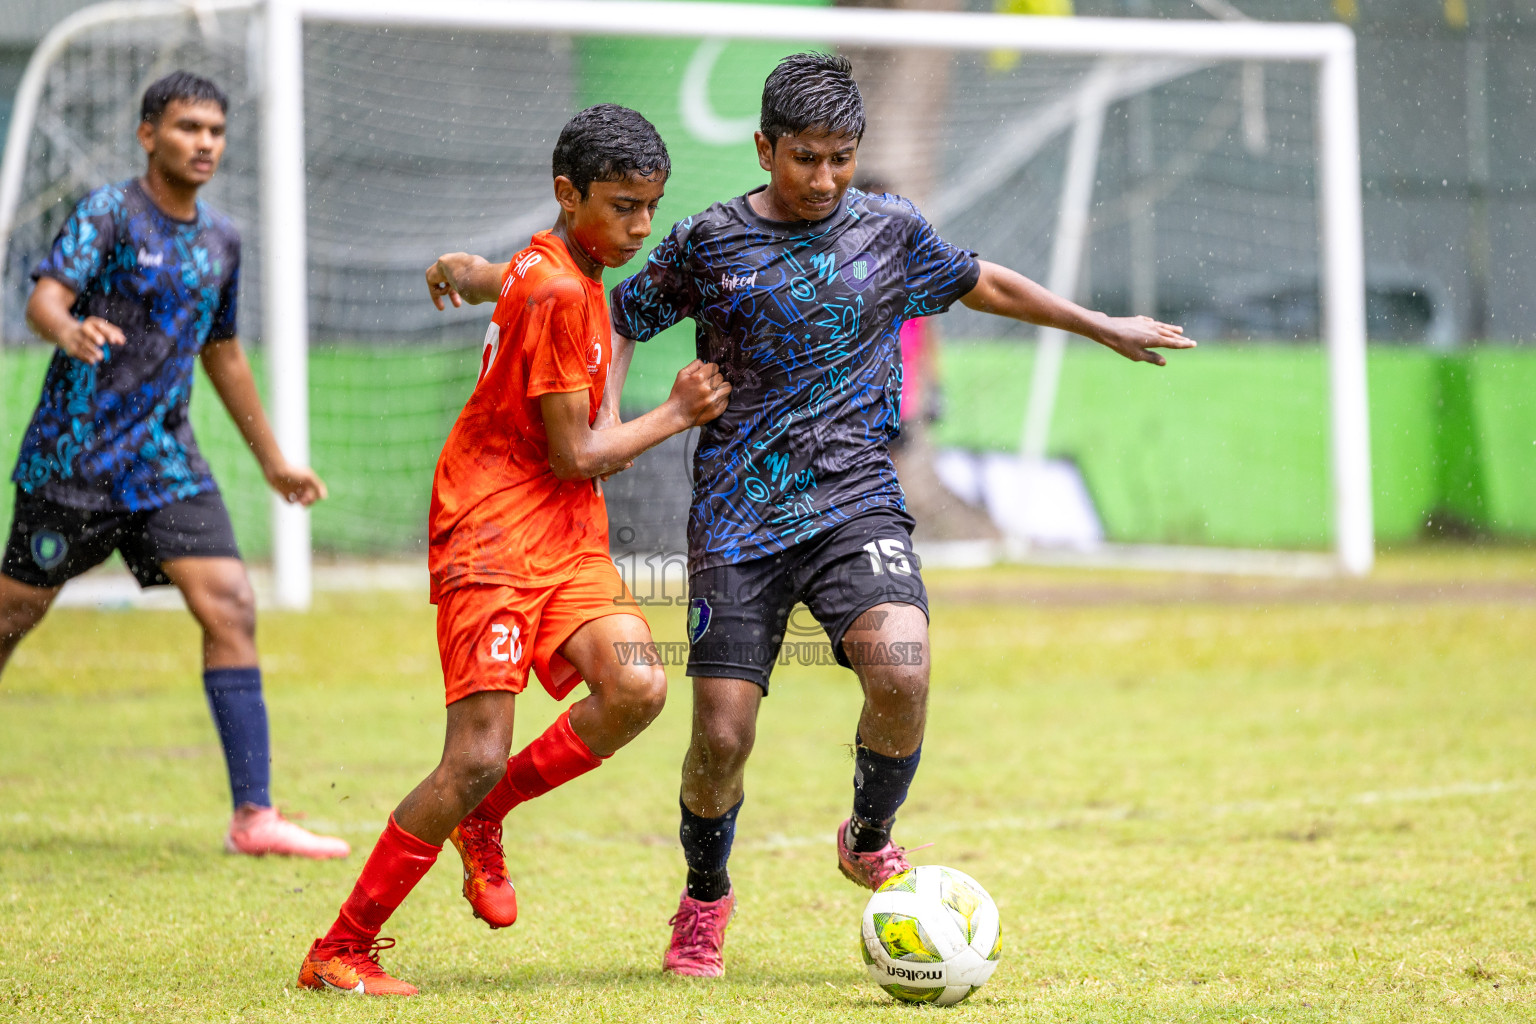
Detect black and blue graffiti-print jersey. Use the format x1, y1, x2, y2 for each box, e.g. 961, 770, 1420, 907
16, 179, 239, 512
611, 187, 980, 572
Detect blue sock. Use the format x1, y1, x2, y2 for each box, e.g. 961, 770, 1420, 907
850, 735, 921, 852
680, 796, 741, 902
203, 667, 271, 809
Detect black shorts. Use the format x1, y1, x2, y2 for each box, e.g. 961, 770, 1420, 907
685, 508, 928, 693
1, 488, 241, 589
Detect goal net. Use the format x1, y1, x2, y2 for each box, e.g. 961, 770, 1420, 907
0, 0, 1367, 605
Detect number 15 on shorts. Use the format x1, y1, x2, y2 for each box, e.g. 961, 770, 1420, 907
862, 538, 912, 576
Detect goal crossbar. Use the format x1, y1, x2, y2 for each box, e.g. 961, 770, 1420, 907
0, 0, 1370, 607
297, 0, 1356, 60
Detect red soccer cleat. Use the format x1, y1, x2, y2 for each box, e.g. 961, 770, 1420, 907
448, 816, 518, 928
663, 888, 735, 978
225, 805, 350, 860
297, 937, 418, 996
835, 818, 916, 890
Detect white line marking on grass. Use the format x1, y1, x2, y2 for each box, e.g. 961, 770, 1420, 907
1208, 778, 1535, 817
5, 779, 1530, 847
1349, 779, 1528, 804
746, 778, 1536, 848
54, 562, 429, 610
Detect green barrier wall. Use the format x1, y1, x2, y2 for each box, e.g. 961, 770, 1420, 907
1, 343, 1530, 557
928, 342, 1535, 548
1468, 349, 1536, 537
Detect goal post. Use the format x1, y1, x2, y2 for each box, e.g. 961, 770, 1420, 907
263, 0, 312, 610
0, 0, 1370, 608
277, 0, 1372, 598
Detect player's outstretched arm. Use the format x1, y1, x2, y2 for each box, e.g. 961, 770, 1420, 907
960, 260, 1195, 366
200, 338, 328, 506
425, 252, 510, 310
542, 359, 730, 482
25, 278, 126, 365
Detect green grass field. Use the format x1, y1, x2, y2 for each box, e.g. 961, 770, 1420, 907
3, 549, 1535, 1022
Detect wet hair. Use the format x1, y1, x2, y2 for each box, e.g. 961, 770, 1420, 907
141, 71, 228, 124
552, 104, 670, 199
759, 52, 865, 146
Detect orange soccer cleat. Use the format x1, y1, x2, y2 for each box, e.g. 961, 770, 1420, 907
448, 816, 518, 928
297, 937, 418, 997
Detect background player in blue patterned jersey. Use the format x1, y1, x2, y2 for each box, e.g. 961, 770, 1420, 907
0, 71, 348, 859
607, 53, 1195, 975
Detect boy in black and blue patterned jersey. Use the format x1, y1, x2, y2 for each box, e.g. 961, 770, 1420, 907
0, 71, 348, 860
608, 53, 1196, 976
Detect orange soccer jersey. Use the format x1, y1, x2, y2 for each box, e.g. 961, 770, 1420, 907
428, 230, 614, 600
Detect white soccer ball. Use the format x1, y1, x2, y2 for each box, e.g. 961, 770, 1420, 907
859, 865, 1001, 1006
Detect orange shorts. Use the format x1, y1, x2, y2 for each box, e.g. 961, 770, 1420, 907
436, 556, 644, 706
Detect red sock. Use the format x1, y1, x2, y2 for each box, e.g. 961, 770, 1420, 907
469, 710, 606, 823
322, 815, 441, 949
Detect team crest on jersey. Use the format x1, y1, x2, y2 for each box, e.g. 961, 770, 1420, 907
687, 598, 712, 644
30, 530, 67, 571
841, 252, 876, 293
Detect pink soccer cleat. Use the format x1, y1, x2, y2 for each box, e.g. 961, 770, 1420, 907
225, 804, 350, 860
663, 888, 735, 978
835, 818, 916, 890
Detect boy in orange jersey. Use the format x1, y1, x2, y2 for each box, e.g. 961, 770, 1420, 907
298, 105, 730, 997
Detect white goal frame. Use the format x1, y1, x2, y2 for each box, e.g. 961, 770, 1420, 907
0, 0, 1369, 608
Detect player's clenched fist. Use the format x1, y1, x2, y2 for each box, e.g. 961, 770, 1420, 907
668, 359, 731, 427
58, 316, 126, 364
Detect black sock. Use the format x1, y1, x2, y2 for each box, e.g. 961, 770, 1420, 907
679, 796, 742, 902
686, 867, 731, 903
850, 735, 921, 852
848, 814, 893, 854
204, 667, 271, 809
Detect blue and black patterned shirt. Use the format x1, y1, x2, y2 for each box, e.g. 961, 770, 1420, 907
15, 179, 240, 511
611, 187, 980, 572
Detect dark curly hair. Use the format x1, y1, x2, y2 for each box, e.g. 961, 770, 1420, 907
552, 104, 670, 199
141, 70, 227, 123
759, 52, 865, 145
